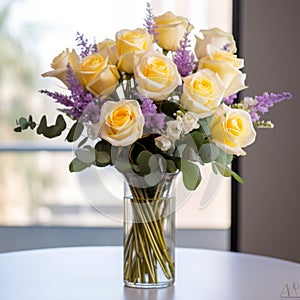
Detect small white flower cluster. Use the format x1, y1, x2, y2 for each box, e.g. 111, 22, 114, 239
155, 111, 200, 152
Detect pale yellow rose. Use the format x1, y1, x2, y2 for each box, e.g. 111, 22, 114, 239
153, 11, 193, 51
42, 48, 80, 86
134, 50, 181, 101
198, 52, 247, 98
195, 27, 237, 59
99, 100, 145, 146
86, 65, 120, 96
115, 28, 152, 73
76, 53, 108, 87
97, 38, 118, 65
181, 69, 225, 117
198, 44, 244, 69
210, 104, 256, 156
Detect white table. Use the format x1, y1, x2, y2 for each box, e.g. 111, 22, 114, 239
1, 246, 300, 300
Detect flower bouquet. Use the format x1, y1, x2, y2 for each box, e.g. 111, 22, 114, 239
14, 3, 291, 288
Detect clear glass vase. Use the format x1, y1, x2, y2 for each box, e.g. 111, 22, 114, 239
123, 172, 178, 288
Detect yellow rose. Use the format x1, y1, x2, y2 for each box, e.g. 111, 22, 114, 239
97, 38, 118, 65
195, 27, 237, 59
86, 65, 120, 96
181, 69, 225, 117
134, 50, 181, 101
99, 100, 144, 146
116, 28, 152, 73
42, 48, 80, 86
76, 53, 108, 86
153, 11, 193, 51
210, 104, 256, 156
198, 46, 247, 98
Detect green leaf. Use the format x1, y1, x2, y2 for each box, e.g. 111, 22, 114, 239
199, 118, 211, 136
75, 146, 96, 164
214, 162, 244, 183
136, 150, 152, 175
95, 151, 111, 167
37, 114, 67, 138
180, 159, 202, 190
199, 143, 220, 163
78, 137, 88, 148
189, 130, 206, 150
167, 159, 177, 173
95, 139, 111, 153
215, 149, 233, 165
14, 126, 22, 132
114, 156, 132, 173
18, 117, 28, 129
69, 158, 90, 172
66, 121, 84, 142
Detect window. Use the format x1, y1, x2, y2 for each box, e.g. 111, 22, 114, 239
0, 0, 233, 249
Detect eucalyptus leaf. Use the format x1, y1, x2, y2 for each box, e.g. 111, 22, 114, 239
18, 117, 28, 129
66, 121, 84, 142
37, 114, 67, 138
114, 156, 132, 173
199, 118, 211, 136
69, 158, 90, 172
216, 149, 233, 165
180, 159, 202, 190
95, 139, 111, 153
136, 150, 152, 175
14, 126, 22, 132
78, 137, 88, 148
199, 143, 220, 163
95, 151, 111, 167
189, 130, 206, 150
214, 162, 244, 183
75, 146, 95, 164
167, 159, 177, 173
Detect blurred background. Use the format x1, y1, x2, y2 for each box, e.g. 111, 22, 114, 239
0, 0, 299, 262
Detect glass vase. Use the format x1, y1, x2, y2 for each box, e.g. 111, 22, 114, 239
123, 172, 178, 288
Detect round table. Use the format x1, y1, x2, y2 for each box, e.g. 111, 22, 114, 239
0, 246, 300, 300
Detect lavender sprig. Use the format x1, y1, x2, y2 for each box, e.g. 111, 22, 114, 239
173, 30, 195, 77
144, 2, 158, 38
249, 92, 292, 122
40, 64, 98, 122
136, 92, 166, 130
223, 93, 237, 105
76, 32, 98, 58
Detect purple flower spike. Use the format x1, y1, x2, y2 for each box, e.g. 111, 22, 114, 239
223, 93, 237, 105
144, 2, 158, 37
40, 64, 98, 122
173, 31, 195, 77
76, 32, 97, 58
140, 95, 166, 130
250, 91, 292, 121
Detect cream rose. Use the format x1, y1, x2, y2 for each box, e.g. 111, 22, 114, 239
86, 65, 120, 96
180, 68, 225, 117
198, 43, 246, 97
42, 48, 80, 86
116, 28, 152, 73
134, 50, 181, 101
210, 104, 256, 156
75, 53, 120, 96
195, 27, 237, 59
153, 11, 193, 51
99, 100, 145, 146
97, 38, 118, 65
76, 53, 108, 86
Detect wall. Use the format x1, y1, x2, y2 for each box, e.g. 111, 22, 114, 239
238, 0, 300, 262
